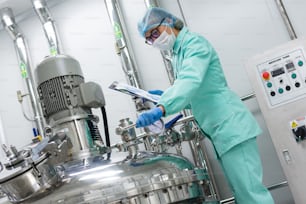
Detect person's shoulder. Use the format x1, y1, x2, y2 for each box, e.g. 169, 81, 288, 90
183, 28, 212, 48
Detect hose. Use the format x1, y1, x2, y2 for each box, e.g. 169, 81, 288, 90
101, 107, 111, 159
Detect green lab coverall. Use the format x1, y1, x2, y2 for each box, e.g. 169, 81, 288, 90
158, 27, 274, 204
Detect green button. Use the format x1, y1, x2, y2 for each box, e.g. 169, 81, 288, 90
292, 73, 297, 79
278, 88, 284, 94
298, 61, 304, 67
267, 82, 272, 88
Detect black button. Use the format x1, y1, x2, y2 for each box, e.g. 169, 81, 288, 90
295, 82, 301, 88
286, 86, 291, 91
270, 91, 276, 96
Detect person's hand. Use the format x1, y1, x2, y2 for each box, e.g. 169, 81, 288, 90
136, 107, 163, 127
141, 90, 164, 104
148, 90, 163, 96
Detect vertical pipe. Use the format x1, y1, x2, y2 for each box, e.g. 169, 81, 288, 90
31, 0, 61, 55
0, 8, 45, 138
105, 0, 142, 89
144, 0, 175, 85
0, 114, 7, 159
177, 0, 188, 27
144, 0, 159, 9
274, 0, 297, 40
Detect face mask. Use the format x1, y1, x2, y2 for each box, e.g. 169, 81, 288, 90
153, 29, 176, 51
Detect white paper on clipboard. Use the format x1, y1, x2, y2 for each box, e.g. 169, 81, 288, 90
109, 81, 161, 103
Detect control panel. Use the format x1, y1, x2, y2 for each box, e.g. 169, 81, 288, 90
257, 48, 306, 107
246, 38, 306, 203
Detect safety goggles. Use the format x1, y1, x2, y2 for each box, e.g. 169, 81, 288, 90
145, 18, 165, 45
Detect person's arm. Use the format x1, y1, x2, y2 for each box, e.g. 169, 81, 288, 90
158, 36, 214, 116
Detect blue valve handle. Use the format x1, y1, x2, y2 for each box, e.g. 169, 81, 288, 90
165, 114, 183, 129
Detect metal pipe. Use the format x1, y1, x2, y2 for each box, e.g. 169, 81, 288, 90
220, 197, 235, 204
177, 0, 188, 27
105, 0, 142, 89
144, 0, 175, 84
241, 92, 256, 101
31, 0, 61, 55
274, 0, 297, 40
267, 180, 288, 191
144, 0, 159, 8
0, 8, 45, 137
73, 119, 87, 150
195, 140, 219, 199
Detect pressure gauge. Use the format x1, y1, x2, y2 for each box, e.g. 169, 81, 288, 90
146, 119, 164, 135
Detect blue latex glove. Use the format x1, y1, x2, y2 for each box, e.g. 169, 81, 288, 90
141, 90, 164, 104
136, 107, 163, 128
148, 90, 164, 96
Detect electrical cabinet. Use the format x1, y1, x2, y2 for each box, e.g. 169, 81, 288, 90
246, 38, 306, 204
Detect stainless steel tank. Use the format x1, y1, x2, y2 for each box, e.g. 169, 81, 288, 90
0, 148, 60, 203
27, 151, 206, 204
0, 150, 207, 203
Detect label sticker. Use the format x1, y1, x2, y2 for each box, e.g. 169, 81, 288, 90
19, 62, 28, 78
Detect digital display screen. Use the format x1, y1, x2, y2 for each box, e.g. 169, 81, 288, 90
271, 67, 285, 77
285, 62, 295, 72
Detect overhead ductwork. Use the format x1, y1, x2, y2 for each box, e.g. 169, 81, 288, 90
31, 0, 61, 55
0, 7, 45, 138
105, 0, 142, 89
274, 0, 297, 40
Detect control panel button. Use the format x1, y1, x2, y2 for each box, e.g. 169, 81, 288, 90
278, 88, 284, 94
262, 71, 270, 80
295, 82, 301, 88
291, 73, 297, 79
267, 82, 272, 88
298, 60, 304, 67
286, 85, 291, 91
270, 91, 276, 96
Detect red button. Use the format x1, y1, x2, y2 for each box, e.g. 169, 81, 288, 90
262, 72, 270, 80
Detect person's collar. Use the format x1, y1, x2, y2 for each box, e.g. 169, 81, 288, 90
173, 27, 188, 54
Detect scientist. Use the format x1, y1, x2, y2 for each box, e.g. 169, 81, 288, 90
136, 7, 274, 204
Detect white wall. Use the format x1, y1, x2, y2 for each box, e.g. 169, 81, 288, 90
0, 0, 305, 203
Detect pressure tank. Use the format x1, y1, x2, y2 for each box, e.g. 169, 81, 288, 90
36, 152, 206, 204
0, 150, 207, 204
